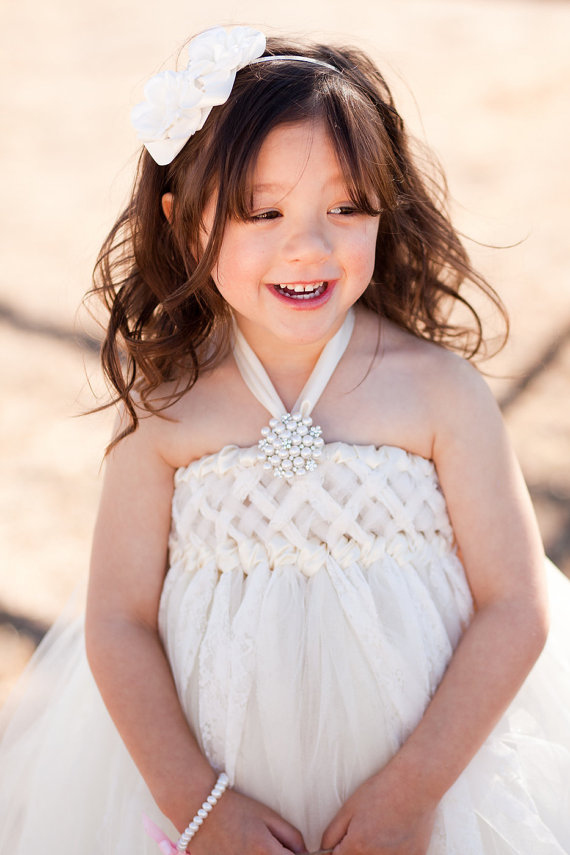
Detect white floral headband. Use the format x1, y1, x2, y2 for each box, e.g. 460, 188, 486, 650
131, 26, 339, 166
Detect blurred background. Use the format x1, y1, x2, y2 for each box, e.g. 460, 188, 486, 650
1, 0, 569, 703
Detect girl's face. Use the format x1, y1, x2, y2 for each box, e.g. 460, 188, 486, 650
202, 120, 380, 355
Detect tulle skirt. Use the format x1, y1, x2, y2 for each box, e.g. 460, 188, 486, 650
0, 560, 569, 854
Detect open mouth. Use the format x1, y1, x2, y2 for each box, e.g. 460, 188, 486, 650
272, 281, 328, 300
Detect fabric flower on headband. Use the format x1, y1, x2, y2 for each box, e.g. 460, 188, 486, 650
131, 26, 266, 165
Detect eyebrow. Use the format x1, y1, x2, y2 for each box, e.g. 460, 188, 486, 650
251, 175, 348, 194
250, 183, 286, 194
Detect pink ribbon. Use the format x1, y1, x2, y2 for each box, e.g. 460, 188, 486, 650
142, 814, 182, 855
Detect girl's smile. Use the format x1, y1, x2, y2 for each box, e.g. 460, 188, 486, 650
201, 120, 380, 363
271, 278, 333, 305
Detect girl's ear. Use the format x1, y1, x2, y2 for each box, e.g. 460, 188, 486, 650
161, 193, 174, 223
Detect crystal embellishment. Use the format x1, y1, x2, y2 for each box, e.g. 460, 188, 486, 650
257, 412, 325, 478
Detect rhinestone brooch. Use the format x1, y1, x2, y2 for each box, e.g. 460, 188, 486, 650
257, 412, 325, 478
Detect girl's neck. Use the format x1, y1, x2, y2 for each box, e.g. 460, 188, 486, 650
232, 312, 353, 412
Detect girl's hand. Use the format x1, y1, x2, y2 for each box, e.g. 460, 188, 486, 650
320, 768, 437, 855
185, 788, 306, 855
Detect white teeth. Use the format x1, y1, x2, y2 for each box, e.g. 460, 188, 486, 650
273, 281, 328, 300
278, 282, 324, 293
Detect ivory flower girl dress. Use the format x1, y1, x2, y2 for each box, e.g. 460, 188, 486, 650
1, 309, 569, 854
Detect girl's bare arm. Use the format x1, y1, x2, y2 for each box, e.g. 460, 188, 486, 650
85, 413, 305, 854
85, 416, 215, 827
390, 356, 548, 795
322, 355, 549, 854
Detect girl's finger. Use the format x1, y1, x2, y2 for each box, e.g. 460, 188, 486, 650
267, 816, 307, 853
320, 812, 350, 851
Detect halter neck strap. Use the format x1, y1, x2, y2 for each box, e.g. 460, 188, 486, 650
232, 309, 355, 418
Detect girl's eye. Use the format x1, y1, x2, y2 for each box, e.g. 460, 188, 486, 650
248, 210, 281, 222
329, 205, 358, 216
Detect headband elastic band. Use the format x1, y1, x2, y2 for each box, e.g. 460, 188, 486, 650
250, 55, 340, 73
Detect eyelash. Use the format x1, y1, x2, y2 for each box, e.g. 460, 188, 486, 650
329, 206, 358, 216
249, 210, 280, 222
248, 206, 358, 222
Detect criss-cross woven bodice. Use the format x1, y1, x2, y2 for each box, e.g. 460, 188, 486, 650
169, 442, 457, 578
168, 310, 459, 579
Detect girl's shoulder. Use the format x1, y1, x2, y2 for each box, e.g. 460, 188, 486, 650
391, 320, 503, 462
112, 351, 271, 470
378, 314, 494, 405
349, 310, 501, 460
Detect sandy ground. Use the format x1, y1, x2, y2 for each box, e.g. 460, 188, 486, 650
1, 0, 569, 703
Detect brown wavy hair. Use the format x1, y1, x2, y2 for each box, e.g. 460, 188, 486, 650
90, 34, 508, 445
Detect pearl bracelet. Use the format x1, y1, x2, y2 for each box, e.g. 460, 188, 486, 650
176, 771, 230, 852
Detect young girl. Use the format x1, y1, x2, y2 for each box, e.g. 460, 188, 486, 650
1, 24, 569, 855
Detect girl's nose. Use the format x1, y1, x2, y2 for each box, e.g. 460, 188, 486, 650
282, 221, 332, 264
